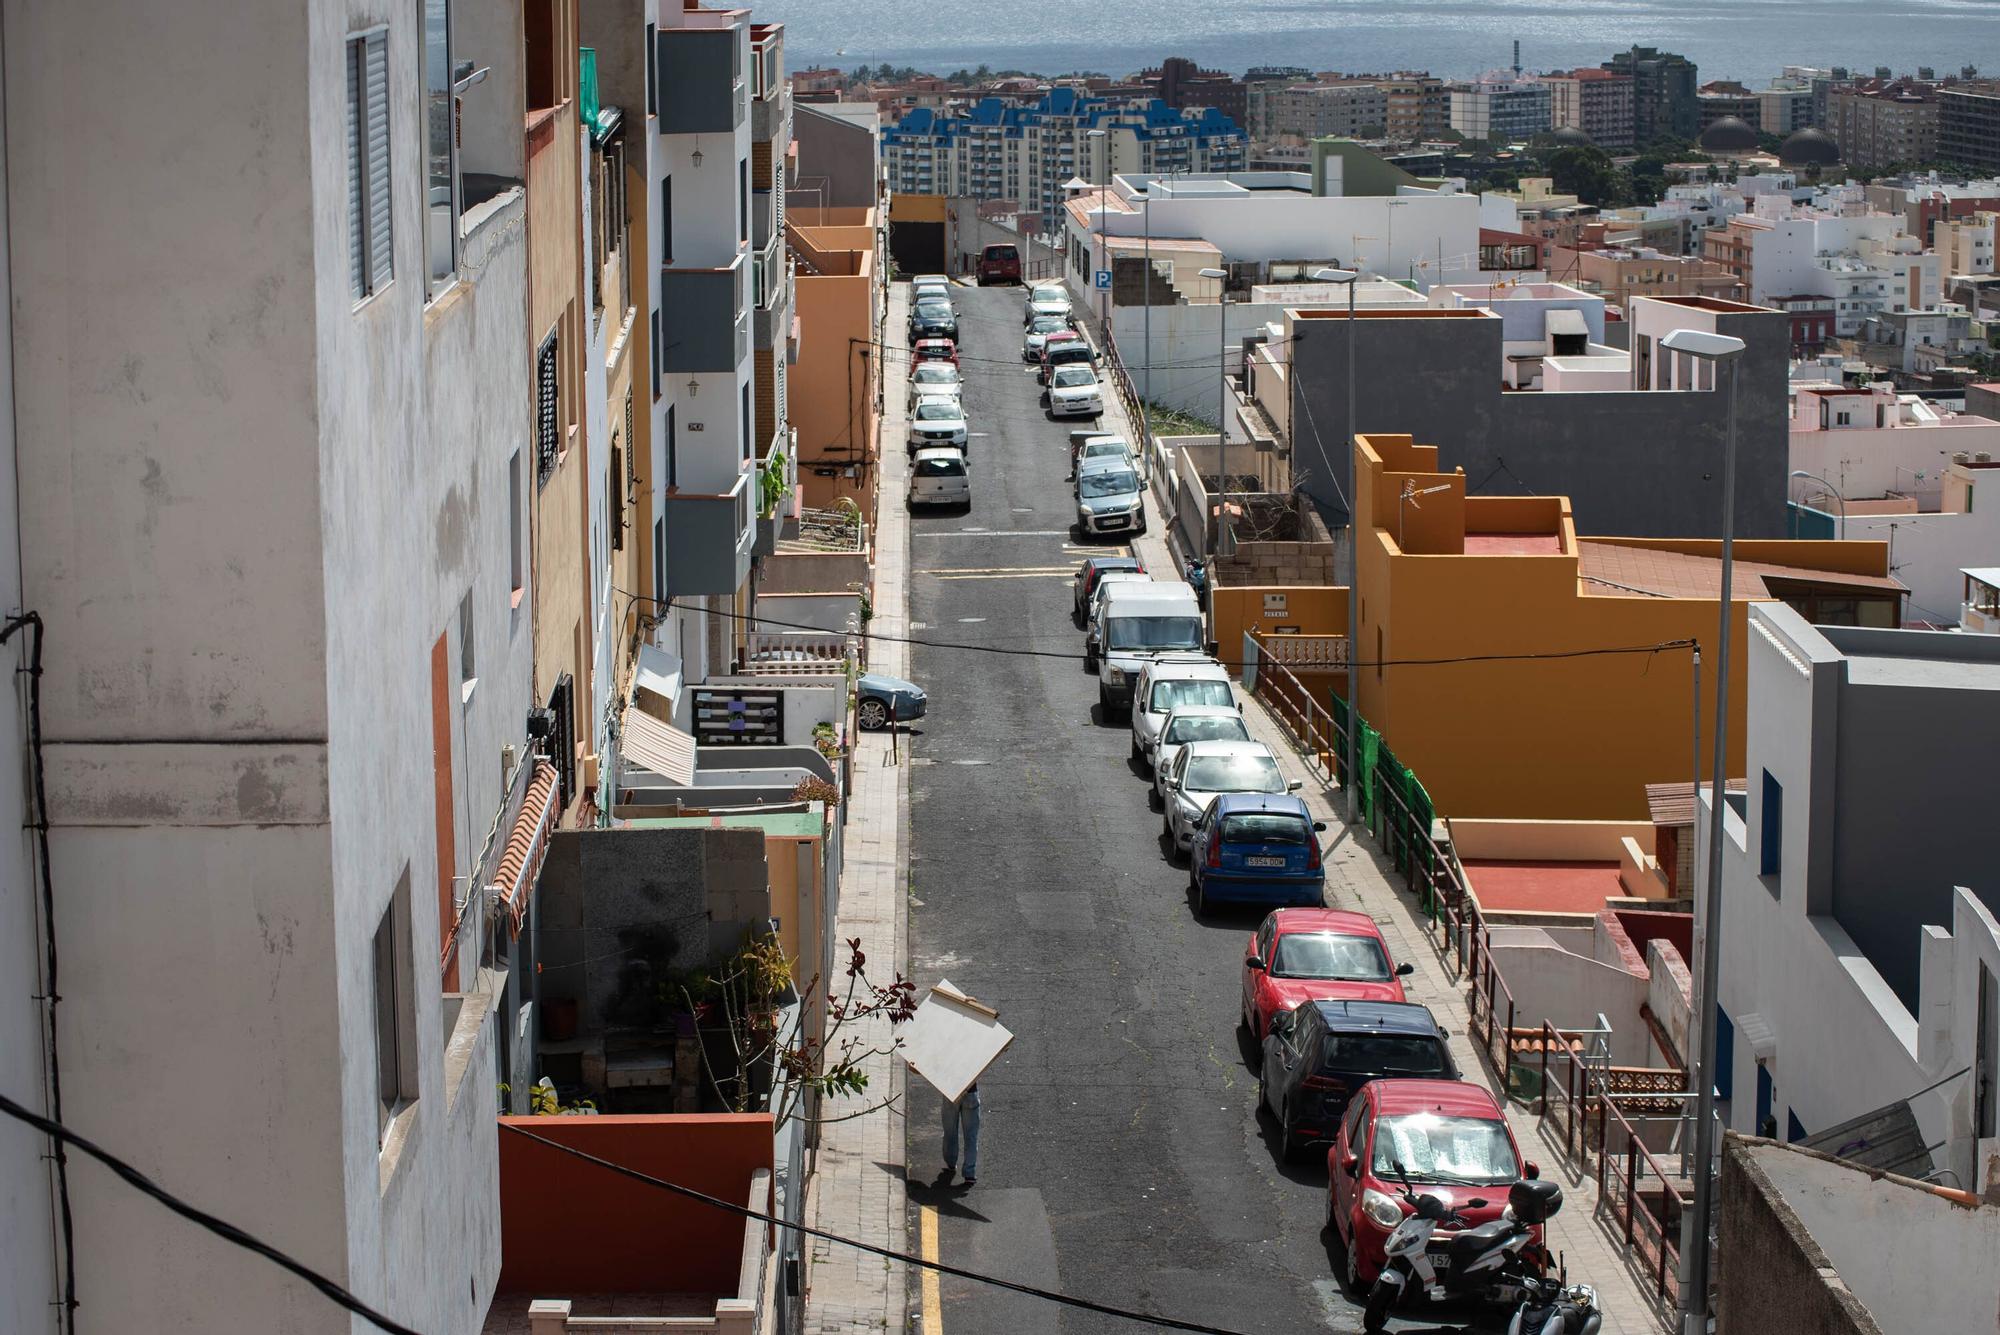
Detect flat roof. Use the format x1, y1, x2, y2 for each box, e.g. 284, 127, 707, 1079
1577, 541, 1905, 600
622, 811, 823, 837
1465, 859, 1624, 914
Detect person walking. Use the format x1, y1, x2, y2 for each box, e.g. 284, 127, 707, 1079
941, 1082, 981, 1185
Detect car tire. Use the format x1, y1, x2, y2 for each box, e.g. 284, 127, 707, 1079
1129, 735, 1141, 761
1279, 1109, 1302, 1162
1084, 648, 1098, 674
857, 698, 889, 732
1339, 1222, 1368, 1298
1257, 1067, 1270, 1116
1147, 785, 1161, 811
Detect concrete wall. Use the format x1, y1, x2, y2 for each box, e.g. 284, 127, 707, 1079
794, 104, 878, 209
1485, 927, 1655, 1064
1286, 300, 1793, 539
1717, 1136, 1882, 1335
1841, 504, 1998, 625
790, 237, 879, 511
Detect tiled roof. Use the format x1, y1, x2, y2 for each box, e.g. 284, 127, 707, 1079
1577, 540, 1905, 600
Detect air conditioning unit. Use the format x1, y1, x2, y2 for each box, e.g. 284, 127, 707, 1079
1978, 452, 1995, 464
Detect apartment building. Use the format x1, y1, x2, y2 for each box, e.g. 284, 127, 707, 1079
1141, 55, 1248, 128
1939, 212, 1998, 275
1759, 85, 1816, 137
2, 0, 556, 1327
1703, 207, 1937, 336
1699, 82, 1763, 133
1538, 67, 1636, 151
1249, 81, 1390, 144
1379, 73, 1450, 142
1448, 73, 1553, 145
1865, 173, 2000, 246
1603, 45, 1699, 145
1552, 245, 1743, 306
1830, 80, 1939, 171
1940, 83, 2000, 174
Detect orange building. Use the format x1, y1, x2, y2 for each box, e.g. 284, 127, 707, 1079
1352, 433, 1902, 820
788, 208, 882, 511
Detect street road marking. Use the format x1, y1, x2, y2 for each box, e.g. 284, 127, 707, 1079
928, 571, 1070, 582
956, 617, 987, 623
914, 529, 1072, 538
921, 565, 1071, 575
921, 1203, 943, 1335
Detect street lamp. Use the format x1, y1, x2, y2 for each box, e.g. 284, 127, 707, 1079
1200, 265, 1230, 559
1662, 324, 1747, 1335
1789, 468, 1848, 540
1312, 266, 1361, 823
1087, 129, 1109, 336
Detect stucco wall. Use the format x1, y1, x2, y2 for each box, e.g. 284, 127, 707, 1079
795, 105, 879, 209
1717, 1136, 1882, 1335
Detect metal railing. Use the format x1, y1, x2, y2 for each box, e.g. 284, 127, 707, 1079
741, 631, 850, 676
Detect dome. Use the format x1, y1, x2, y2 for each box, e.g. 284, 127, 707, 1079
1699, 116, 1759, 152
1541, 126, 1594, 150
1780, 128, 1842, 166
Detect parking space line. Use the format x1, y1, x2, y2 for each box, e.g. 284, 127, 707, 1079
921, 1203, 943, 1335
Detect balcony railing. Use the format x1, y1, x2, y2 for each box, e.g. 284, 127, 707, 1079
662, 468, 755, 597
657, 27, 747, 134
741, 630, 850, 676
661, 252, 748, 372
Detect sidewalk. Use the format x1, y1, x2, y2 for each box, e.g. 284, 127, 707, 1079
802, 286, 914, 1335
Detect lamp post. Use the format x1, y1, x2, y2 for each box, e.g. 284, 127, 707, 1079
1312, 266, 1360, 823
1142, 175, 1153, 459
1789, 468, 1848, 540
1087, 129, 1109, 336
1663, 325, 1747, 1335
1199, 265, 1229, 558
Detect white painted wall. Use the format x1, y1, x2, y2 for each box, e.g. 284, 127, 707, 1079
1101, 190, 1479, 285
1842, 506, 2000, 626
1788, 405, 2000, 512
1485, 928, 1654, 1065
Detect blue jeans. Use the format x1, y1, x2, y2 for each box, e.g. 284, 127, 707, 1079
942, 1086, 981, 1178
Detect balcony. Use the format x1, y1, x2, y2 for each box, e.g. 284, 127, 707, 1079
662, 467, 755, 597
657, 27, 747, 135
661, 253, 748, 372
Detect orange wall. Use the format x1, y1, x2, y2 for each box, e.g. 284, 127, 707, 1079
793, 263, 879, 512
496, 1114, 774, 1297
1212, 586, 1348, 672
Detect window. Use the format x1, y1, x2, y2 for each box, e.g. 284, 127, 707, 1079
1713, 1005, 1734, 1101
508, 449, 525, 604
741, 382, 752, 464
610, 442, 625, 551
1759, 769, 1783, 881
424, 0, 456, 293
645, 22, 657, 116
653, 517, 666, 605
661, 174, 673, 264
665, 403, 678, 489
535, 330, 560, 485
650, 308, 661, 399
374, 871, 417, 1142
739, 157, 749, 244
347, 29, 393, 300
458, 590, 476, 696
1978, 966, 1998, 1140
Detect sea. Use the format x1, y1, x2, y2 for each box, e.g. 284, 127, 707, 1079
762, 0, 2000, 87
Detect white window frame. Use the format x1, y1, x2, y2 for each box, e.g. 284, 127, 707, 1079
348, 26, 395, 303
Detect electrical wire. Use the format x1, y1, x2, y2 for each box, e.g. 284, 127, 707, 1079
0, 1092, 422, 1335
626, 589, 1698, 672
499, 1121, 1261, 1335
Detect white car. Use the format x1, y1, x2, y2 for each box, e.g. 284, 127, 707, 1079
1082, 571, 1151, 658
1150, 707, 1253, 806
1160, 740, 1298, 852
908, 448, 969, 508
1130, 658, 1235, 767
1074, 436, 1133, 471
906, 362, 963, 411
1023, 314, 1071, 360
1023, 281, 1066, 314
1046, 364, 1104, 419
906, 395, 968, 455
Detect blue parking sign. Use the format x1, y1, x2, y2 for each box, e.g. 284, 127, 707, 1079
1094, 269, 1111, 290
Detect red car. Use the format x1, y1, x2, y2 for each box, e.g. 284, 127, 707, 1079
1326, 1079, 1542, 1291
913, 337, 959, 367
1036, 330, 1085, 384
1240, 908, 1413, 1042
978, 242, 1021, 285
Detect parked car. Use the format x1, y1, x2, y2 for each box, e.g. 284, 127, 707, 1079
906, 395, 968, 455
1150, 707, 1252, 805
1024, 281, 1068, 321
906, 362, 963, 411
1241, 908, 1412, 1042
1074, 458, 1145, 537
1046, 364, 1105, 419
912, 273, 950, 295
1160, 739, 1296, 852
913, 338, 959, 368
1130, 656, 1232, 765
1327, 1079, 1536, 1291
978, 242, 1022, 285
907, 448, 970, 511
910, 299, 958, 342
1083, 572, 1153, 661
1073, 435, 1133, 477
1039, 338, 1096, 385
1094, 580, 1202, 712
1188, 793, 1327, 914
856, 672, 927, 731
1023, 314, 1071, 360
1259, 1000, 1459, 1160
1036, 330, 1084, 383
911, 278, 951, 305
1072, 555, 1145, 617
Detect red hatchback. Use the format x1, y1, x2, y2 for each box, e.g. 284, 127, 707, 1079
1240, 908, 1413, 1043
1326, 1079, 1540, 1290
914, 337, 959, 368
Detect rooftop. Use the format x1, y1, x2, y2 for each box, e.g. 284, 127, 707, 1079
1576, 540, 1907, 601
1463, 859, 1625, 915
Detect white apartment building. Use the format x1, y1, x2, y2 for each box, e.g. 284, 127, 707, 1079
1448, 74, 1553, 145
5, 0, 547, 1328
1758, 85, 1815, 136
1791, 383, 2000, 514
1940, 212, 1998, 276
1702, 605, 2000, 1192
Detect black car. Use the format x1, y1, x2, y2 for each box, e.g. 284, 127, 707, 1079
1072, 554, 1145, 616
1259, 1000, 1458, 1160
909, 300, 958, 341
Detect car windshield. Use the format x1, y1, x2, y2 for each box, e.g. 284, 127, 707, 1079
915, 457, 965, 477
1082, 443, 1127, 459
1033, 286, 1065, 301
1165, 715, 1249, 745
1054, 366, 1097, 388
1031, 316, 1066, 333
1148, 679, 1232, 712
1272, 932, 1390, 980
1322, 1034, 1448, 1078
915, 401, 960, 420
913, 367, 958, 386
1079, 469, 1139, 498
1183, 753, 1284, 794
1107, 615, 1202, 652
1371, 1113, 1519, 1186
916, 303, 952, 317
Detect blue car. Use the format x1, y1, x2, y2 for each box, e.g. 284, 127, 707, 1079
856, 673, 926, 731
1188, 793, 1327, 915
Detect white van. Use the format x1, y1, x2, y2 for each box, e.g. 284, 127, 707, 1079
1091, 581, 1203, 717
1130, 657, 1235, 768
908, 448, 969, 509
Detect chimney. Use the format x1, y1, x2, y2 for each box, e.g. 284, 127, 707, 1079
1513, 40, 1521, 79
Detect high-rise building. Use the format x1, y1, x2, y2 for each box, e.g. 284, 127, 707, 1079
1378, 73, 1451, 141
1603, 46, 1699, 145
1449, 73, 1553, 145
1141, 56, 1248, 129
1940, 82, 2000, 173
1538, 68, 1636, 150
1830, 79, 1939, 170
1758, 85, 1816, 137
1249, 80, 1391, 143
1698, 81, 1763, 133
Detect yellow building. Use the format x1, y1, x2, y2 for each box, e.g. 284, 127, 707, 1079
1353, 433, 1903, 820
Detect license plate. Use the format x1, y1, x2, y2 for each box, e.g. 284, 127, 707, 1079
1246, 855, 1286, 868
1099, 516, 1127, 529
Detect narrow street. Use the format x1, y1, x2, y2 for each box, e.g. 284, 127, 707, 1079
901, 284, 1391, 1335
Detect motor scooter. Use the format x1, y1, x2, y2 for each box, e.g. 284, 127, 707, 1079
1508, 1260, 1602, 1335
1361, 1167, 1565, 1333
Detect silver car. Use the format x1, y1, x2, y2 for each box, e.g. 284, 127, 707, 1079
1160, 740, 1298, 853
906, 362, 963, 412
1149, 707, 1252, 807
1075, 457, 1144, 535
1130, 658, 1235, 767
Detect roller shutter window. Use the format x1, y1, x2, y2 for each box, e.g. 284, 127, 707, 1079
348, 29, 393, 299
535, 332, 560, 485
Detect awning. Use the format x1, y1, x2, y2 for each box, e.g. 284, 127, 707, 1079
622, 708, 697, 786
494, 760, 559, 937
1545, 309, 1588, 337
632, 643, 684, 722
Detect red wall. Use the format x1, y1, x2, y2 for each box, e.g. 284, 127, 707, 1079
1612, 909, 1694, 967
496, 1114, 775, 1296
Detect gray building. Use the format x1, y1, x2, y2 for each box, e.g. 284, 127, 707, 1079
794, 101, 882, 210
1280, 295, 1793, 540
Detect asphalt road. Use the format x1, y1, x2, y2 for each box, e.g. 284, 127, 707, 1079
898, 285, 1470, 1335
